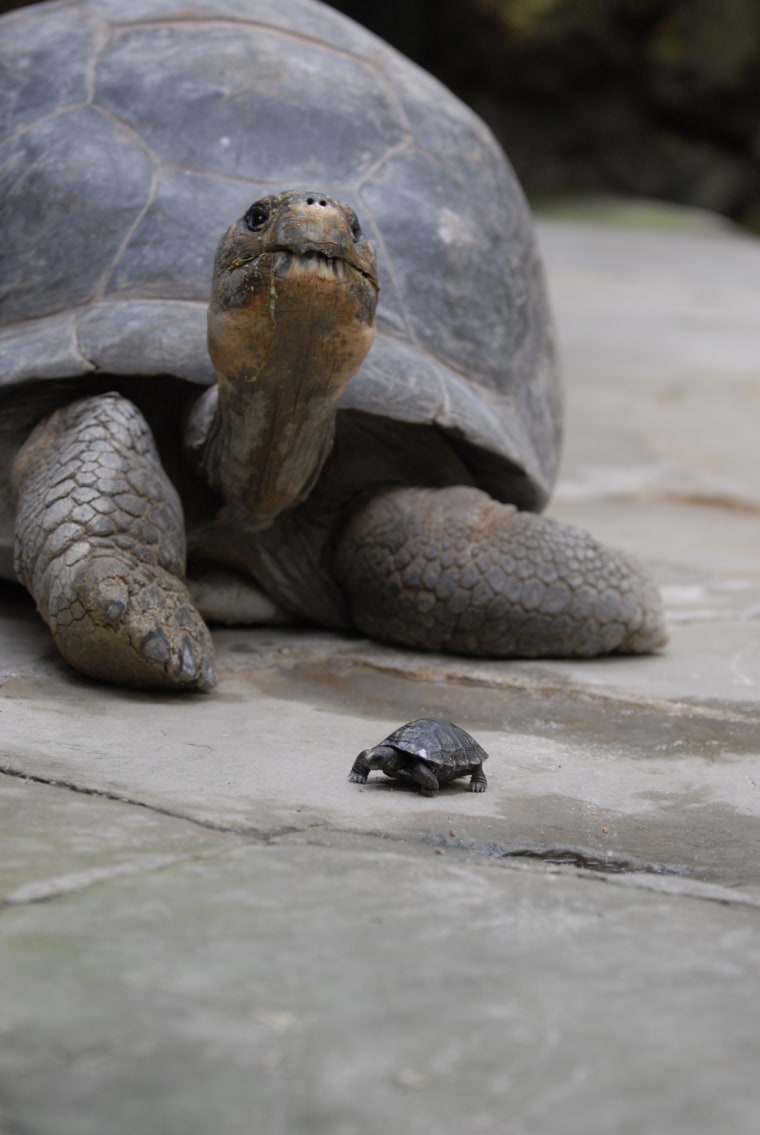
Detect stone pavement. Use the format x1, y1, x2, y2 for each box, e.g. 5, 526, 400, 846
2, 213, 759, 1134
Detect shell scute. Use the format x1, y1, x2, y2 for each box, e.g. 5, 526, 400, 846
384, 718, 489, 771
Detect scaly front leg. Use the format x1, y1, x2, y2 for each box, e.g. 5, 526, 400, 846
12, 393, 216, 690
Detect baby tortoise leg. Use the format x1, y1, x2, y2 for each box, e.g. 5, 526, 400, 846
469, 764, 488, 793
335, 485, 666, 657
348, 749, 374, 783
409, 762, 440, 796
12, 392, 216, 691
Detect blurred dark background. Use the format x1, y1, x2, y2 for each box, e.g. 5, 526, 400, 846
3, 0, 760, 228
328, 0, 760, 229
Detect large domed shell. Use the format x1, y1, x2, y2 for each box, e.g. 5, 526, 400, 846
0, 0, 561, 514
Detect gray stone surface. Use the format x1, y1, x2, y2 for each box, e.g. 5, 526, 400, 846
2, 215, 760, 1132
2, 780, 759, 1135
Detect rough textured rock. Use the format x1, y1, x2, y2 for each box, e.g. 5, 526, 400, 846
2, 788, 759, 1135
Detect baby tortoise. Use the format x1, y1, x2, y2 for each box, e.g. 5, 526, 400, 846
349, 718, 488, 796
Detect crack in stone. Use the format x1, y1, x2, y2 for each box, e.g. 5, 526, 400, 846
0, 762, 320, 862
286, 826, 760, 911
462, 841, 691, 877
0, 763, 252, 837
4, 765, 758, 912
3, 854, 195, 906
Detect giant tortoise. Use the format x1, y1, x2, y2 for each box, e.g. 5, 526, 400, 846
0, 0, 666, 691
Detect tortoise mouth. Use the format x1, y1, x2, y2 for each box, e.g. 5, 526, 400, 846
273, 248, 379, 291
229, 247, 378, 290
273, 248, 355, 281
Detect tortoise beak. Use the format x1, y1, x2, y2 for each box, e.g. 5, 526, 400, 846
271, 192, 378, 285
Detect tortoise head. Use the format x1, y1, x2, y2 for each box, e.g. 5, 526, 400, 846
208, 190, 378, 390
360, 745, 406, 775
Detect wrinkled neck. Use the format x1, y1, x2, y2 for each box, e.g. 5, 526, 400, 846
205, 369, 341, 528
200, 283, 373, 527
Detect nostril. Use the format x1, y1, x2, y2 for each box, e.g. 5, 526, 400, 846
305, 196, 329, 207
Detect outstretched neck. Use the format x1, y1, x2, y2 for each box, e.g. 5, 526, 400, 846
195, 191, 378, 528
202, 299, 365, 524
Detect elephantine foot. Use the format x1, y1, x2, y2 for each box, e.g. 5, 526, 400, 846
46, 553, 217, 691
12, 391, 216, 690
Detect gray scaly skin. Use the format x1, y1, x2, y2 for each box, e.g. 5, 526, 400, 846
335, 486, 664, 657
11, 191, 665, 691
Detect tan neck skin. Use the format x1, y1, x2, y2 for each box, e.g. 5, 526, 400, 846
198, 193, 378, 528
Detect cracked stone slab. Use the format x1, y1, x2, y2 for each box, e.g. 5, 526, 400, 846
1, 619, 759, 899
0, 774, 236, 902
1, 836, 759, 1135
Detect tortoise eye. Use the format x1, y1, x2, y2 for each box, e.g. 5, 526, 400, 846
244, 202, 269, 232
346, 209, 362, 240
